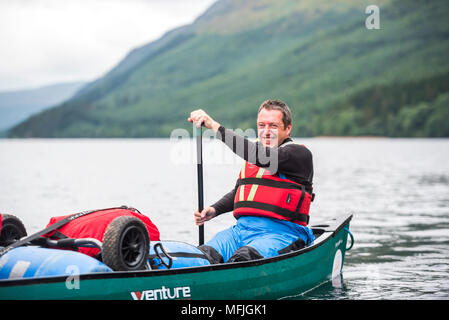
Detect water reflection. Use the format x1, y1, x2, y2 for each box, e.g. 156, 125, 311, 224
417, 174, 449, 186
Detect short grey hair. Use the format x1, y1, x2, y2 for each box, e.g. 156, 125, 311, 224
258, 99, 292, 128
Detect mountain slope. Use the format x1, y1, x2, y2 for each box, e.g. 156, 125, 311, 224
9, 0, 449, 138
0, 81, 85, 133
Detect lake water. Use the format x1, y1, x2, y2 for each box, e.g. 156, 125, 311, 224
0, 137, 448, 300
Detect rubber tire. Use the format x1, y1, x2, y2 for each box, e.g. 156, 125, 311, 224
0, 214, 27, 247
102, 216, 149, 271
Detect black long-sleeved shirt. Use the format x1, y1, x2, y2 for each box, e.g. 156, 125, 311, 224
211, 126, 314, 215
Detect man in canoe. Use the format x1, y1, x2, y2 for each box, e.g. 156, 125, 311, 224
188, 99, 315, 263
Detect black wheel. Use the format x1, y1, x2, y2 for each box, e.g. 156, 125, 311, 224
0, 214, 27, 247
102, 216, 149, 271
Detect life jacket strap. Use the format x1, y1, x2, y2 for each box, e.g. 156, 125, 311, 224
237, 178, 305, 190
234, 201, 309, 224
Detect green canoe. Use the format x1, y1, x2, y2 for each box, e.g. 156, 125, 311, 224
0, 214, 352, 300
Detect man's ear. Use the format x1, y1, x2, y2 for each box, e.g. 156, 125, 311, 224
286, 124, 292, 136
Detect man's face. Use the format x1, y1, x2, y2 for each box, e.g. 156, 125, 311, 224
257, 108, 292, 147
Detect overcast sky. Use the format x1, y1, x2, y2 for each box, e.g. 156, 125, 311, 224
0, 0, 216, 92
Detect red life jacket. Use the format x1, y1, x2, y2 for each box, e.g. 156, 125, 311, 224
233, 161, 313, 226
44, 207, 160, 257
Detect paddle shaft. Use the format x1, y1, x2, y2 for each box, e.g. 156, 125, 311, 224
195, 126, 205, 246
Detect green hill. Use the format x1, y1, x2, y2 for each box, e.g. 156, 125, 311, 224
0, 81, 85, 134
9, 0, 449, 138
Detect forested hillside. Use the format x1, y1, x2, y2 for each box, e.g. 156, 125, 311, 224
9, 0, 449, 138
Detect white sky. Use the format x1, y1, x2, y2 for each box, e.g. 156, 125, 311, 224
0, 0, 216, 92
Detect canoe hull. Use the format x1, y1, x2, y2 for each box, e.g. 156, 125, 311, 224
0, 215, 352, 300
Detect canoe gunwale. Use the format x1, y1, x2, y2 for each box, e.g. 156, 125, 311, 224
0, 214, 352, 288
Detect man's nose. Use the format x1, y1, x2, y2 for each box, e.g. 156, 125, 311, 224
263, 126, 277, 134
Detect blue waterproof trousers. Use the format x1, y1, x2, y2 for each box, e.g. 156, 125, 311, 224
202, 216, 315, 263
